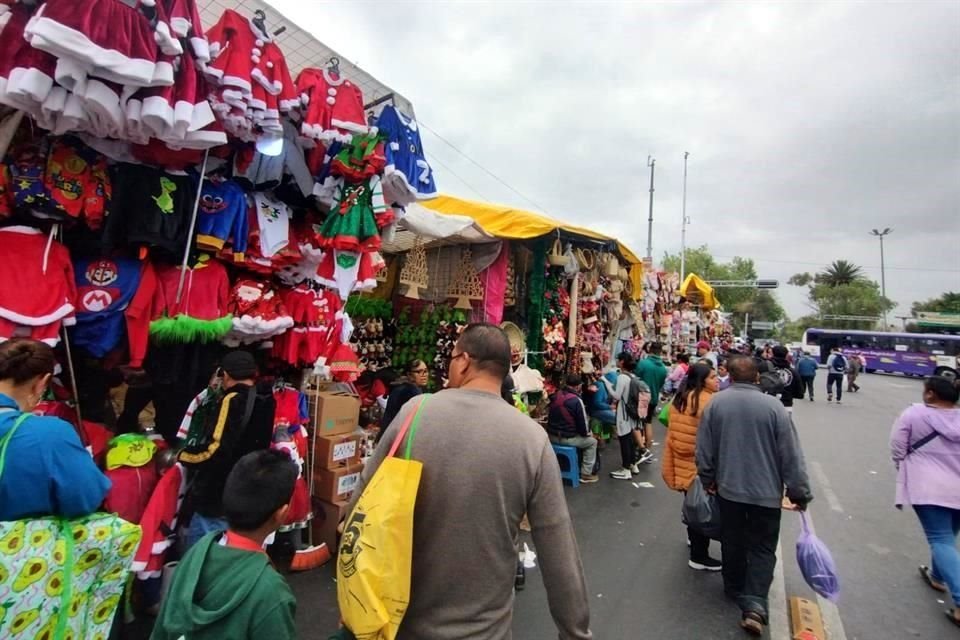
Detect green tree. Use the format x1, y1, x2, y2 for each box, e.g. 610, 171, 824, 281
789, 261, 895, 330
911, 292, 960, 315
817, 260, 865, 287
663, 245, 785, 331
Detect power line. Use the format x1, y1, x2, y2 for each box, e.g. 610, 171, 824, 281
419, 121, 552, 214
711, 254, 959, 274
424, 150, 490, 202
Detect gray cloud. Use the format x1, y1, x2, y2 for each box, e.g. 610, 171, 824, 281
273, 0, 960, 319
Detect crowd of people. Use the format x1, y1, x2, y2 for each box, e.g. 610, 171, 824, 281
1, 327, 958, 638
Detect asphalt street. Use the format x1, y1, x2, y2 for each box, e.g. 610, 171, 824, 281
128, 373, 955, 639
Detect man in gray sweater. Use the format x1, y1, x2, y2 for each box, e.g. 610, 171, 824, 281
349, 323, 593, 639
696, 355, 813, 636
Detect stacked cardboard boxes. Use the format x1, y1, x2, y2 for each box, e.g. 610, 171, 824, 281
308, 391, 363, 554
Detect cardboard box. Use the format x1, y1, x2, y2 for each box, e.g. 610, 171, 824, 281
311, 498, 349, 556
308, 391, 360, 436
314, 462, 364, 503
314, 433, 362, 470
790, 597, 825, 640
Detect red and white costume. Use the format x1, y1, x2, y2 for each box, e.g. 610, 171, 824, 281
272, 285, 348, 368
271, 387, 311, 530
296, 67, 368, 144
0, 226, 76, 346
223, 279, 294, 346
132, 462, 187, 579
317, 250, 386, 301
203, 9, 297, 141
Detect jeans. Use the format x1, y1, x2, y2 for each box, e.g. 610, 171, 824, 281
549, 434, 597, 476
590, 408, 616, 426
826, 373, 843, 401
719, 497, 782, 619
914, 505, 960, 605
801, 376, 815, 399
184, 512, 227, 552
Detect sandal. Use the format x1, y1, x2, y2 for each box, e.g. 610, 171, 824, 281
946, 609, 960, 628
919, 565, 947, 593
740, 611, 764, 636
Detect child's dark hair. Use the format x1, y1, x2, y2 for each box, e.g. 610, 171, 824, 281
0, 338, 55, 385
617, 352, 636, 370
925, 375, 960, 404
223, 450, 297, 531
676, 353, 690, 364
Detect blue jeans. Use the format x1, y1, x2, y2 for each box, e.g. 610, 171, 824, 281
914, 505, 960, 605
184, 513, 227, 552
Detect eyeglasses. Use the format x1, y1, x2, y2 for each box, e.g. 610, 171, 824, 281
450, 352, 468, 362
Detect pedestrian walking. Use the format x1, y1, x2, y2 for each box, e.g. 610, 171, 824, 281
547, 374, 599, 484
846, 352, 863, 393
797, 351, 818, 401
662, 362, 721, 571
352, 323, 593, 639
771, 345, 805, 413
609, 352, 643, 480
825, 346, 846, 404
696, 355, 813, 636
635, 342, 668, 463
889, 375, 960, 628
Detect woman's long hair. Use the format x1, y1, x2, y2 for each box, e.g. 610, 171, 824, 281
672, 362, 714, 416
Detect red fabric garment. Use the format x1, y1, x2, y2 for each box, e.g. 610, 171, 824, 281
132, 462, 186, 577
222, 531, 265, 554
0, 226, 76, 344
153, 260, 230, 321
125, 260, 158, 368
296, 67, 368, 143
103, 464, 160, 524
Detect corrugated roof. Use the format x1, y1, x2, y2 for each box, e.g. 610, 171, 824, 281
197, 0, 414, 115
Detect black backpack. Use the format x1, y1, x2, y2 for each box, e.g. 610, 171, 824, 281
759, 370, 785, 396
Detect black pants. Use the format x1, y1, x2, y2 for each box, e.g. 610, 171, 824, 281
826, 373, 843, 401
618, 433, 634, 469
688, 526, 712, 561
719, 497, 782, 618
801, 376, 815, 399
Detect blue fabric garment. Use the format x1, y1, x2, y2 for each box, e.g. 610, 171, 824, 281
0, 394, 110, 520
797, 356, 819, 378
195, 179, 248, 255
71, 257, 143, 357
376, 105, 437, 200
586, 377, 616, 425
913, 505, 960, 604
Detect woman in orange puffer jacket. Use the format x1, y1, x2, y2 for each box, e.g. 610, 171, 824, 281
662, 362, 720, 571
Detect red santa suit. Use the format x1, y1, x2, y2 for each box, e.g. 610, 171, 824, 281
0, 226, 76, 346
223, 278, 294, 347
296, 67, 368, 144
132, 462, 187, 578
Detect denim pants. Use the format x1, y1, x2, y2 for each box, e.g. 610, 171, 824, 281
801, 376, 815, 399
719, 497, 782, 619
549, 434, 597, 476
826, 373, 843, 401
184, 512, 228, 552
914, 505, 960, 605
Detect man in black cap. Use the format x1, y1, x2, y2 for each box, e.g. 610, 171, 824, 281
179, 350, 276, 550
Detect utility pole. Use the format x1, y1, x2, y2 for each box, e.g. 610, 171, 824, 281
870, 228, 893, 330
646, 156, 655, 261
680, 151, 690, 282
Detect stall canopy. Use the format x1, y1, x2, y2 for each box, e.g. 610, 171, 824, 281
419, 195, 642, 265
680, 273, 720, 310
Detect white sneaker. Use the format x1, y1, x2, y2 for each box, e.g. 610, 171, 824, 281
610, 468, 633, 480
629, 463, 640, 475
638, 450, 654, 464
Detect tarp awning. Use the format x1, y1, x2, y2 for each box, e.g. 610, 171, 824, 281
680, 273, 720, 310
418, 195, 642, 265
382, 205, 496, 254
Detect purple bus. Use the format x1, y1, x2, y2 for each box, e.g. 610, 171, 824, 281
801, 328, 960, 379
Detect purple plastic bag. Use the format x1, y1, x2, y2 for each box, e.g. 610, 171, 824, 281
796, 512, 840, 602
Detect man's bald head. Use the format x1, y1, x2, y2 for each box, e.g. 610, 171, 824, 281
727, 355, 759, 383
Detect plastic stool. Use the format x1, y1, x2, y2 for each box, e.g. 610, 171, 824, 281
551, 443, 580, 488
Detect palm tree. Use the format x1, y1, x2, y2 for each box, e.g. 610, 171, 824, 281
817, 260, 865, 287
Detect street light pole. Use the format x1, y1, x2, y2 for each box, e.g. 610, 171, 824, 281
646, 156, 655, 261
680, 152, 690, 282
870, 228, 892, 330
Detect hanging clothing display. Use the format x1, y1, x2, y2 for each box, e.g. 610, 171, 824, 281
377, 105, 438, 204
151, 259, 232, 343
196, 178, 248, 256
296, 67, 368, 144
223, 279, 294, 346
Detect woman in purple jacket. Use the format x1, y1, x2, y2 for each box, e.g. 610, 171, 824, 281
890, 375, 960, 628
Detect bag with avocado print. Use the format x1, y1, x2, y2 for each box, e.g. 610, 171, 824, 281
0, 413, 142, 640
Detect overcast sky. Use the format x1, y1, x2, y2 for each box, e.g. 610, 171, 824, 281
274, 0, 959, 321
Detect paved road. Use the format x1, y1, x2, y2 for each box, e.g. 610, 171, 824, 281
130, 373, 956, 639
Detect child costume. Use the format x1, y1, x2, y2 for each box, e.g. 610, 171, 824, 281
271, 387, 311, 530
296, 67, 368, 144
151, 259, 232, 343
196, 178, 248, 257
223, 279, 294, 346
376, 105, 438, 204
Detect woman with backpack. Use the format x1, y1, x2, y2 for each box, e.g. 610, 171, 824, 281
890, 375, 960, 628
662, 363, 722, 571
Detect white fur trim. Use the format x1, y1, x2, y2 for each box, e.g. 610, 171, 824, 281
250, 68, 280, 95
172, 99, 195, 138
189, 99, 215, 132
141, 0, 156, 6
7, 66, 54, 103
0, 302, 74, 326
221, 75, 252, 93
190, 37, 210, 63
331, 118, 369, 135
81, 79, 125, 134
170, 17, 190, 37
208, 41, 221, 59
153, 22, 183, 57
273, 80, 282, 91
322, 68, 345, 87
278, 97, 299, 112
141, 95, 175, 138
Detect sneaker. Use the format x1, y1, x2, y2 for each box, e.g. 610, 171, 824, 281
837, 400, 842, 405
580, 474, 599, 484
809, 397, 814, 402
610, 468, 633, 480
637, 450, 654, 464
827, 395, 833, 403
629, 463, 640, 475
740, 612, 765, 636
688, 557, 723, 572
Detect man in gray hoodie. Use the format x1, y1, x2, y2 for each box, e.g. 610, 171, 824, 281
696, 355, 813, 636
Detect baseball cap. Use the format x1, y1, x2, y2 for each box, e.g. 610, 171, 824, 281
697, 341, 711, 350
220, 351, 257, 379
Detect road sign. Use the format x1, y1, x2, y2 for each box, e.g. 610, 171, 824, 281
750, 321, 775, 330
756, 279, 779, 289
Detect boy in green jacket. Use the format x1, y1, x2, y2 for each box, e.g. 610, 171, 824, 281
152, 450, 299, 640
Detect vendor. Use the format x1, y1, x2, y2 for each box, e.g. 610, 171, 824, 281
377, 359, 429, 444
0, 338, 110, 520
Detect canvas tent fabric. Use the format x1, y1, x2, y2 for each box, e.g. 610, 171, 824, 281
680, 273, 719, 310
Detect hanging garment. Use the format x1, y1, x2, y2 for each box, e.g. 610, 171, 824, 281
0, 226, 76, 346
151, 259, 232, 343
317, 250, 386, 301
103, 163, 196, 255
72, 257, 155, 358
376, 105, 438, 204
253, 192, 291, 258
272, 388, 311, 529
223, 278, 294, 346
232, 120, 314, 195
196, 179, 249, 257
132, 462, 188, 578
296, 67, 368, 144
319, 176, 386, 253
272, 285, 343, 367
330, 133, 386, 182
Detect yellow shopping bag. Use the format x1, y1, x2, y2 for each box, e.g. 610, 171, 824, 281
337, 396, 428, 640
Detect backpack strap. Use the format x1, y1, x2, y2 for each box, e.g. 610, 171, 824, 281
0, 413, 30, 482
908, 431, 940, 455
